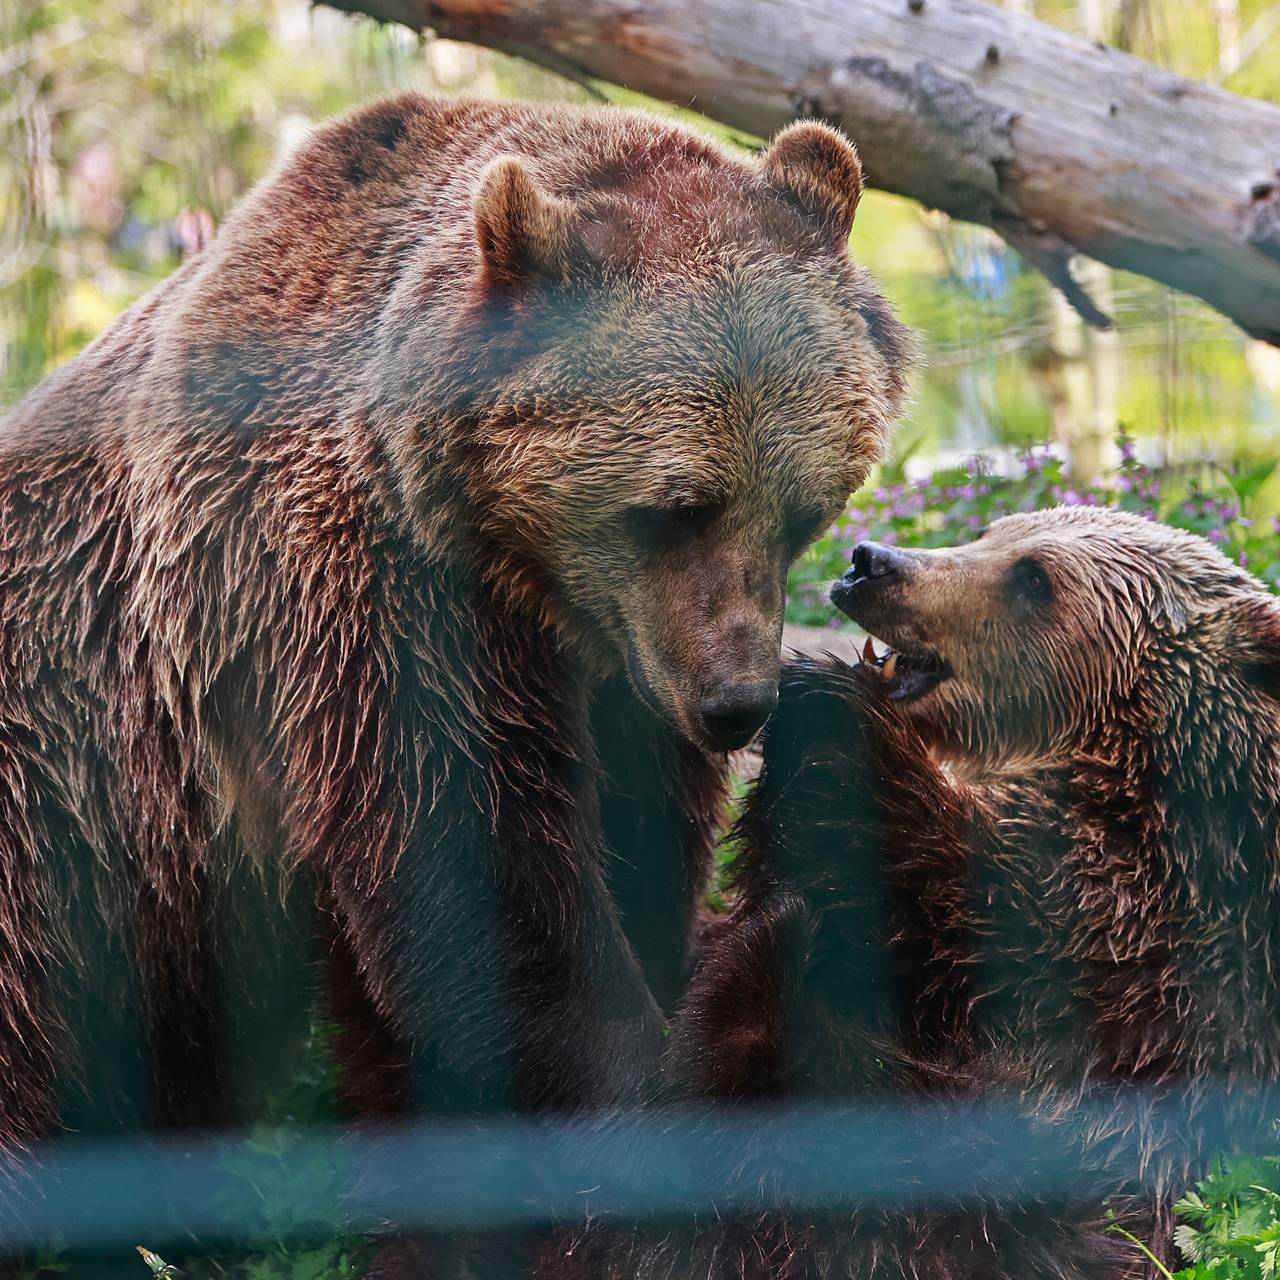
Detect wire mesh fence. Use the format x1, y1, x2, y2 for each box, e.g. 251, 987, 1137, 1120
3, 1087, 1276, 1255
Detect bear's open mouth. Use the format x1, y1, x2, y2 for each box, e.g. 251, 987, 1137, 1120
860, 636, 952, 703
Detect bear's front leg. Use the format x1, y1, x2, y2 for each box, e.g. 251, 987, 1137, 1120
284, 587, 667, 1120
295, 607, 668, 1278
317, 744, 666, 1122
745, 657, 981, 1058
676, 657, 976, 1101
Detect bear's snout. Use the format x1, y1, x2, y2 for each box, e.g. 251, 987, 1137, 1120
848, 540, 910, 585
830, 541, 913, 617
700, 680, 779, 751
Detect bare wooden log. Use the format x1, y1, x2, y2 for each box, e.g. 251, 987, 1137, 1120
321, 0, 1280, 343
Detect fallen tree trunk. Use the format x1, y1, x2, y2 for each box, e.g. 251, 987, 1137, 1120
322, 0, 1280, 343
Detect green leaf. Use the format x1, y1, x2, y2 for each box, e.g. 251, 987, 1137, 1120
1228, 461, 1278, 504
1176, 1193, 1210, 1223
1175, 1224, 1210, 1264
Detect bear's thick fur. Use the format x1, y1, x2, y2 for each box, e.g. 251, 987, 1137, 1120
614, 508, 1280, 1279
0, 89, 909, 1179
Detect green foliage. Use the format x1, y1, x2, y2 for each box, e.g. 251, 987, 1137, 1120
1112, 1155, 1280, 1279
786, 436, 1280, 628
15, 1240, 70, 1278
705, 772, 752, 914
174, 1024, 370, 1280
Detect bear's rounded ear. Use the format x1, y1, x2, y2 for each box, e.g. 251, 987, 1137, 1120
473, 155, 574, 289
1241, 600, 1280, 700
761, 121, 863, 246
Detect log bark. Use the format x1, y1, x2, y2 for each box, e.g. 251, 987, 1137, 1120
321, 0, 1280, 344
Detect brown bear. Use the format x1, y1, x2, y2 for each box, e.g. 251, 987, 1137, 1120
605, 507, 1280, 1280
0, 89, 909, 1258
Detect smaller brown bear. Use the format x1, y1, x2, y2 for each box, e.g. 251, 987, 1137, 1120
626, 507, 1280, 1280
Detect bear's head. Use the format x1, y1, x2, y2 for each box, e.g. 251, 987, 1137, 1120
831, 506, 1280, 774
433, 119, 911, 752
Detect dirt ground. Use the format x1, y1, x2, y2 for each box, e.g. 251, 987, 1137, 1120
781, 622, 863, 666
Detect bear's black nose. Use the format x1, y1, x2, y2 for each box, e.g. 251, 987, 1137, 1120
848, 540, 908, 584
700, 681, 779, 751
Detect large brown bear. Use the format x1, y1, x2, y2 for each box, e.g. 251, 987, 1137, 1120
608, 507, 1280, 1279
0, 88, 909, 1247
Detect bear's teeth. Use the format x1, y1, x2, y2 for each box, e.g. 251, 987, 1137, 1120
880, 652, 898, 680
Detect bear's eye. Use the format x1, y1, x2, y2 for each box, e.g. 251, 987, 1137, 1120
783, 507, 828, 554
625, 502, 719, 547
1006, 557, 1053, 606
